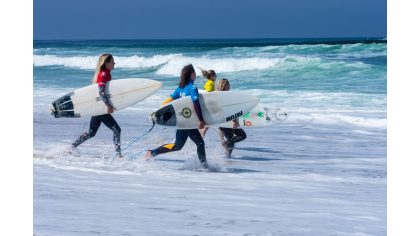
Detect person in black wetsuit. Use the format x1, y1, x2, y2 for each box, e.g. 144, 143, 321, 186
217, 79, 247, 158
71, 54, 122, 157
144, 64, 208, 168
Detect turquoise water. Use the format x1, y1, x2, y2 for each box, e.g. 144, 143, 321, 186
33, 38, 386, 93
34, 38, 387, 128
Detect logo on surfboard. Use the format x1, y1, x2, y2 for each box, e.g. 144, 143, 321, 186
226, 111, 243, 122
181, 107, 192, 118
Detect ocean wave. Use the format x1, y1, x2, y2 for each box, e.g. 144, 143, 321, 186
313, 113, 387, 129
33, 54, 181, 69
249, 43, 386, 58
286, 113, 386, 129
33, 54, 283, 74
33, 49, 377, 77
252, 90, 386, 108
156, 56, 281, 75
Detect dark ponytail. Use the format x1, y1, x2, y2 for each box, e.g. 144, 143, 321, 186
179, 64, 195, 88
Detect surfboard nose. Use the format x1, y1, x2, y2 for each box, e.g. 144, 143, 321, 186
48, 104, 57, 117
149, 112, 157, 123
152, 80, 163, 88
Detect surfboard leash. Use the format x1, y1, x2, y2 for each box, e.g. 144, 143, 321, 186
125, 150, 146, 161
108, 120, 156, 163
122, 120, 155, 153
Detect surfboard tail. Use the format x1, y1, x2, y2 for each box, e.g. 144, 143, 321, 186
151, 104, 177, 126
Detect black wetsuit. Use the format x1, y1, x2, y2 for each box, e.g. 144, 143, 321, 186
72, 114, 121, 153
219, 127, 247, 156
150, 129, 206, 164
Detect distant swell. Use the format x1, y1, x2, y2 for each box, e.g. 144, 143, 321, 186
33, 54, 282, 74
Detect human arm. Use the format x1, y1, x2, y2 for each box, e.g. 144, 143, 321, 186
191, 86, 206, 128
193, 100, 205, 128
232, 118, 239, 129
162, 97, 174, 105
98, 84, 114, 113
160, 87, 180, 105
97, 71, 114, 113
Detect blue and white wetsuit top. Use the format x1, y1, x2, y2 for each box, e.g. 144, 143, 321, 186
170, 81, 199, 101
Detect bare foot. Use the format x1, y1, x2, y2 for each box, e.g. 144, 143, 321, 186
143, 150, 153, 161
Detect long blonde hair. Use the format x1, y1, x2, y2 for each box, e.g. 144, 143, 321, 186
217, 78, 230, 91
92, 53, 113, 84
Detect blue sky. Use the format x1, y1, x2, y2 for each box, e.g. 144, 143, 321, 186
34, 0, 386, 40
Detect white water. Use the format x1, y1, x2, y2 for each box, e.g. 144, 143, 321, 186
34, 105, 386, 235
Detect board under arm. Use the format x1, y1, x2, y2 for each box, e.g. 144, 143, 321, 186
193, 100, 204, 122
98, 84, 112, 107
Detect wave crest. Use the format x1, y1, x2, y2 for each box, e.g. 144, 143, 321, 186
33, 54, 180, 70
33, 54, 282, 74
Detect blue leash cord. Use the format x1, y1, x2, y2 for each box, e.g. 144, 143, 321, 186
108, 120, 155, 163
122, 120, 155, 154
126, 150, 146, 161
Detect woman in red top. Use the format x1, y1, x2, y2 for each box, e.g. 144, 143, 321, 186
72, 54, 122, 157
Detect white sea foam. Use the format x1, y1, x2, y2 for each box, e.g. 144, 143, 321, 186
33, 54, 282, 73
157, 56, 281, 75
34, 85, 386, 130
33, 54, 180, 69
307, 113, 387, 129
33, 52, 374, 79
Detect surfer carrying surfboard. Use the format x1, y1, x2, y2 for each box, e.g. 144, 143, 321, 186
145, 64, 208, 168
217, 79, 247, 158
199, 68, 217, 137
71, 54, 122, 157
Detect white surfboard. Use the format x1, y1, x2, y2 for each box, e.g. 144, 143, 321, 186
50, 78, 162, 118
151, 91, 259, 129
218, 103, 288, 128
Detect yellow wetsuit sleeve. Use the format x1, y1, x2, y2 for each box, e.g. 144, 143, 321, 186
162, 97, 174, 105
204, 80, 215, 92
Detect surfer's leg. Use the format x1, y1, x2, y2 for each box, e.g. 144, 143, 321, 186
219, 128, 235, 149
188, 129, 207, 165
149, 130, 188, 157
172, 129, 189, 151
219, 128, 236, 157
231, 128, 247, 144
72, 116, 101, 147
227, 128, 247, 156
102, 114, 121, 155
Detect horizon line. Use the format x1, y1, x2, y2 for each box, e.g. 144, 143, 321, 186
33, 36, 387, 41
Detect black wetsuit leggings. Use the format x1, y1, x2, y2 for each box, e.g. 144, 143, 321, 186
219, 128, 247, 149
151, 129, 206, 164
72, 114, 121, 153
